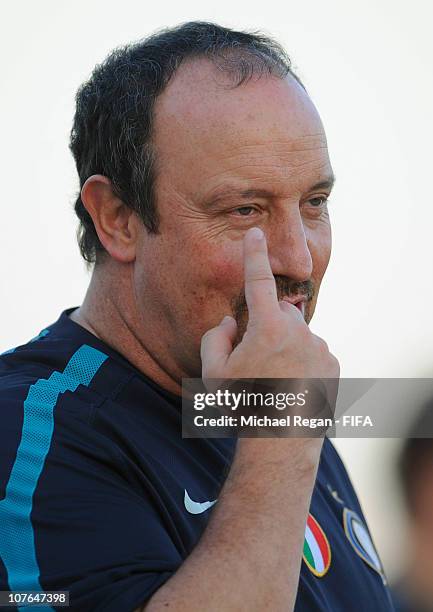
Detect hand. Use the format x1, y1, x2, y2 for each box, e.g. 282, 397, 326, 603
201, 227, 339, 382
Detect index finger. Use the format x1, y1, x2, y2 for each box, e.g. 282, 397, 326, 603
243, 227, 280, 322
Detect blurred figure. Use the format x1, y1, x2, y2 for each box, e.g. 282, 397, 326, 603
392, 402, 433, 612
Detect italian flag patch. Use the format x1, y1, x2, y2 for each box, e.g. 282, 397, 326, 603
303, 513, 331, 577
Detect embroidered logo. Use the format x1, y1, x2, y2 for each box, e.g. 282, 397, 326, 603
343, 508, 385, 581
303, 513, 332, 577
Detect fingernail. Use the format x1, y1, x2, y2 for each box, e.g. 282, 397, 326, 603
249, 227, 264, 241
222, 315, 234, 324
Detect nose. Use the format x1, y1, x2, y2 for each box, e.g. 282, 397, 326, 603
267, 210, 313, 281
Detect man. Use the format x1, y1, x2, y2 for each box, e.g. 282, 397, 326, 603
392, 402, 433, 612
0, 21, 394, 611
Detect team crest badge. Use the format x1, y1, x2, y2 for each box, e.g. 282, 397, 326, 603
343, 508, 385, 581
303, 513, 331, 577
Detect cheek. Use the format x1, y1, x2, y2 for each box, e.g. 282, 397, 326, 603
150, 232, 242, 294
193, 243, 244, 298
177, 240, 245, 328
210, 254, 243, 287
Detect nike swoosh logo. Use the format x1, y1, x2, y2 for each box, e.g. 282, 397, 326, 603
184, 489, 217, 514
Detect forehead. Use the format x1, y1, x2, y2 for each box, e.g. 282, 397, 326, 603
152, 58, 332, 198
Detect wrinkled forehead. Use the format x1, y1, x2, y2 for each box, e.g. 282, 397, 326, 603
152, 58, 331, 195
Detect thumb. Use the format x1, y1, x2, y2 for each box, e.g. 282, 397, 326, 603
201, 316, 237, 377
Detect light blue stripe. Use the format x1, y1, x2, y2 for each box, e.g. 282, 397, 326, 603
1, 328, 50, 356
1, 347, 16, 355
0, 344, 108, 611
29, 329, 50, 344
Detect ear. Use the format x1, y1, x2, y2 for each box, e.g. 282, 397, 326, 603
81, 175, 138, 263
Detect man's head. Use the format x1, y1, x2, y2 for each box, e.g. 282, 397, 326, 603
70, 22, 334, 377
399, 403, 433, 524
395, 403, 433, 607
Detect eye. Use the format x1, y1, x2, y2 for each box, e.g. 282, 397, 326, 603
307, 196, 328, 208
233, 206, 256, 216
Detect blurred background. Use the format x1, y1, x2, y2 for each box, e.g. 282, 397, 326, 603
1, 0, 432, 600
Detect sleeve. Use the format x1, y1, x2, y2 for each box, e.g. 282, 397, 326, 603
2, 405, 184, 612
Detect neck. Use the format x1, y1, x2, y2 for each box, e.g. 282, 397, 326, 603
70, 261, 185, 396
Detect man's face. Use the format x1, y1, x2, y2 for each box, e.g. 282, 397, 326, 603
133, 59, 334, 376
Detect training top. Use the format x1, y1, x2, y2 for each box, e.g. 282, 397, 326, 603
0, 309, 395, 611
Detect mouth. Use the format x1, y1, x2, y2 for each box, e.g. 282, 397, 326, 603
296, 301, 306, 317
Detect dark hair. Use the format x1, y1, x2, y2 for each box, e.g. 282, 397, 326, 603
398, 400, 433, 514
70, 21, 301, 263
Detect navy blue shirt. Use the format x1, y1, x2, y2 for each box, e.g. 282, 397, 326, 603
0, 309, 395, 611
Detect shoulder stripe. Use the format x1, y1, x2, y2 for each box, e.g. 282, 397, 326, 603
0, 344, 108, 609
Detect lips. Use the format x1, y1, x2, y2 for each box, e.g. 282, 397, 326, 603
296, 301, 306, 316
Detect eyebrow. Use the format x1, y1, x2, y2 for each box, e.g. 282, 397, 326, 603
204, 174, 336, 207
309, 175, 336, 191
